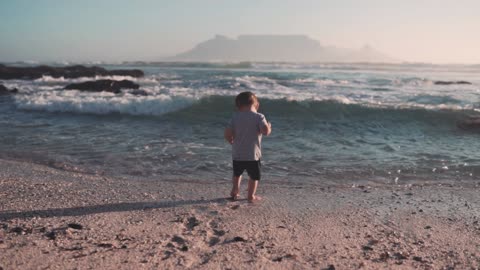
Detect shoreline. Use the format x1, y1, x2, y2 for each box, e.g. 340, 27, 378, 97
1, 158, 480, 269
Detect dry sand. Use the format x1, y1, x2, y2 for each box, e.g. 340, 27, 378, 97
1, 159, 479, 269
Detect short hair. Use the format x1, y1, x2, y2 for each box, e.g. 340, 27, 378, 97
235, 91, 257, 108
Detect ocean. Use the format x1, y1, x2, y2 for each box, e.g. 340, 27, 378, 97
1, 62, 480, 185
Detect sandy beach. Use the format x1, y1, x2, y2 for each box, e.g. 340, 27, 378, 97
0, 159, 478, 269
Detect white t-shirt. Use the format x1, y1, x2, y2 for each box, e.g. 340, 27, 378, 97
227, 111, 269, 161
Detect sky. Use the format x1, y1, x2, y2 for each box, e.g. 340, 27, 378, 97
0, 0, 479, 63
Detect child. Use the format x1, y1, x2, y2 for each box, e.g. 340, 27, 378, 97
224, 91, 272, 203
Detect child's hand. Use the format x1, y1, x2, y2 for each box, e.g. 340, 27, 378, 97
224, 127, 234, 144
260, 121, 272, 136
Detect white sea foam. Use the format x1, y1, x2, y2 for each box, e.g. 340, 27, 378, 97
34, 75, 158, 84
14, 90, 197, 116
294, 78, 349, 85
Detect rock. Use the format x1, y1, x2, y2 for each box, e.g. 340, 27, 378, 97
434, 80, 472, 85
0, 64, 144, 80
209, 237, 220, 246
64, 80, 140, 94
325, 265, 336, 270
413, 256, 423, 262
393, 252, 408, 260
378, 252, 390, 261
186, 217, 200, 229
213, 229, 225, 236
0, 84, 17, 95
232, 236, 247, 242
172, 235, 186, 245
424, 225, 432, 229
96, 243, 113, 248
368, 239, 379, 245
0, 85, 8, 94
272, 257, 283, 262
67, 223, 83, 230
45, 231, 56, 240
362, 245, 373, 251
180, 245, 189, 252
9, 226, 24, 234
130, 89, 149, 96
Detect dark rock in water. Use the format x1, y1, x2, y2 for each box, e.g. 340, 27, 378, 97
0, 64, 144, 80
67, 223, 83, 230
0, 85, 8, 94
0, 84, 18, 95
434, 80, 472, 85
64, 80, 139, 94
130, 89, 149, 96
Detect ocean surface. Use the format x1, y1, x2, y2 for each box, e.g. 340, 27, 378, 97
1, 62, 480, 185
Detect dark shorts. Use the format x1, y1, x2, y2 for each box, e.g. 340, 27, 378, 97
233, 160, 261, 180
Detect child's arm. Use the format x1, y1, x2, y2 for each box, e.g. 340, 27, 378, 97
224, 127, 234, 144
260, 122, 272, 136
259, 114, 272, 136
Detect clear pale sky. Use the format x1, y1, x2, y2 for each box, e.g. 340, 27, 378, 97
1, 0, 479, 63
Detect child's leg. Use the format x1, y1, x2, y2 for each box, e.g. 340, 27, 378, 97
247, 179, 261, 202
230, 175, 242, 199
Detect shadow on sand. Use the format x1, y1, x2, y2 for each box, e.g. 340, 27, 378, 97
0, 198, 229, 221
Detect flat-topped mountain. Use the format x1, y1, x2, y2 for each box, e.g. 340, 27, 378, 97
168, 35, 397, 63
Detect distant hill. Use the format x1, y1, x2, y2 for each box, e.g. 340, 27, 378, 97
167, 35, 398, 63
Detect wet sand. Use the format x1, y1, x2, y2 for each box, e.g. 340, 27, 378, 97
1, 159, 479, 269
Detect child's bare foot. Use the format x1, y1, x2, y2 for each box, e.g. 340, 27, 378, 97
248, 195, 262, 203
230, 190, 240, 200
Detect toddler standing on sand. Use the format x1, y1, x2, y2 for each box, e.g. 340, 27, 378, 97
224, 92, 272, 202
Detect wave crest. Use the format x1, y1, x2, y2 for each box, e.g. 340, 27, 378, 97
14, 90, 196, 116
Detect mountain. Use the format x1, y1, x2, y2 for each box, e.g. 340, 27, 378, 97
167, 35, 398, 63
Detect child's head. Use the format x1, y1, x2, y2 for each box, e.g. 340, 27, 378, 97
235, 91, 259, 111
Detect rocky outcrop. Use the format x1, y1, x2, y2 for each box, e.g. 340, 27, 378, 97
64, 80, 140, 94
0, 64, 144, 80
434, 81, 472, 85
0, 84, 18, 95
